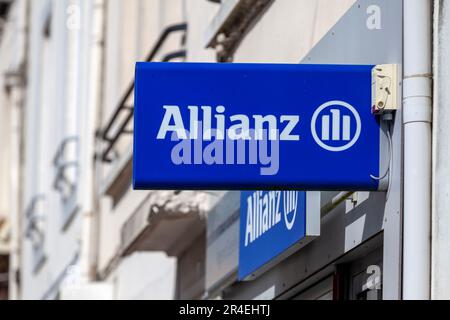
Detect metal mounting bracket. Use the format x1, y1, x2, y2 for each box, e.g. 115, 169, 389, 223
371, 64, 398, 114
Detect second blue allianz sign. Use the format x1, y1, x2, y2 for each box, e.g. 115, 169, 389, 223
239, 190, 320, 280
133, 62, 383, 190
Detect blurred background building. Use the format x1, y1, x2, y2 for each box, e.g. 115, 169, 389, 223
0, 0, 449, 300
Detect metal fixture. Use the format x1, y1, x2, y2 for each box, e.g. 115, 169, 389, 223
100, 23, 187, 163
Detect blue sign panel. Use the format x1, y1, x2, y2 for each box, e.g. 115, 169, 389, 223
133, 62, 382, 190
239, 191, 320, 280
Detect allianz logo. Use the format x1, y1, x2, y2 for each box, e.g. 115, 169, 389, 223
156, 105, 300, 142
283, 191, 298, 231
311, 101, 362, 152
244, 191, 299, 247
155, 102, 361, 175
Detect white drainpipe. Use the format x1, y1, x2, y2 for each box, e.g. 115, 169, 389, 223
403, 0, 433, 300
78, 0, 105, 283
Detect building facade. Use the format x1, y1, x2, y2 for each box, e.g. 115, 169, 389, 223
0, 0, 449, 300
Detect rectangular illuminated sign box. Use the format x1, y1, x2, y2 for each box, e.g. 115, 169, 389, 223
239, 191, 320, 281
133, 62, 386, 191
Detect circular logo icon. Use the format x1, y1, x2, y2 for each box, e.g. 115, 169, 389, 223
283, 191, 298, 231
311, 101, 362, 152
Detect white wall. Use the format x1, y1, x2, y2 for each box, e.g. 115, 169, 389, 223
19, 0, 102, 299
113, 252, 176, 300
185, 0, 218, 62
234, 0, 355, 62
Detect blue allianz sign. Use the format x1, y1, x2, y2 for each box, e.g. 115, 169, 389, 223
239, 191, 320, 280
133, 62, 383, 190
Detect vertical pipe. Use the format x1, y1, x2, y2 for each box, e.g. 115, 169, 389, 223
403, 0, 433, 300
